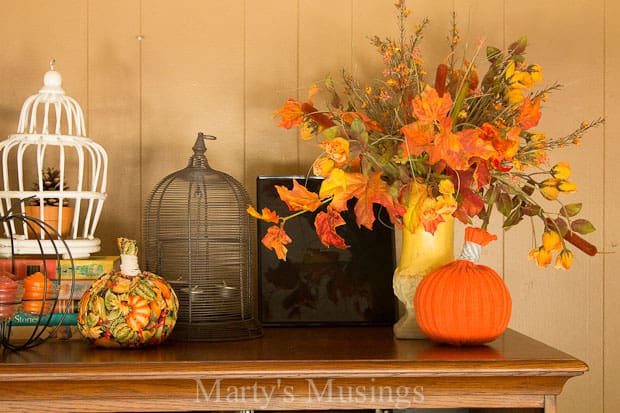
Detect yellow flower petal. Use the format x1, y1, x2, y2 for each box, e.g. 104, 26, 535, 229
542, 230, 562, 252
558, 181, 577, 193
554, 249, 573, 270
551, 162, 571, 180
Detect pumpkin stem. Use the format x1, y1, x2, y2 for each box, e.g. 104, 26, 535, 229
117, 237, 141, 276
459, 227, 498, 263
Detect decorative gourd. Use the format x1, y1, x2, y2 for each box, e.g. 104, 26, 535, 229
77, 238, 179, 348
414, 227, 511, 346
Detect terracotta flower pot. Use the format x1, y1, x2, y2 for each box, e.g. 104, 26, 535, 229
24, 205, 74, 239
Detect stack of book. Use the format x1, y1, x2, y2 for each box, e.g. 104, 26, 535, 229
0, 256, 120, 327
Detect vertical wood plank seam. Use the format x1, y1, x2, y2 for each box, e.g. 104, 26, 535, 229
85, 1, 90, 133
138, 0, 144, 241
296, 0, 301, 173
602, 1, 607, 410
350, 0, 354, 80
242, 0, 247, 185
501, 0, 507, 281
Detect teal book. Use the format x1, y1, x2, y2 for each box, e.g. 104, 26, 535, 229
10, 312, 78, 326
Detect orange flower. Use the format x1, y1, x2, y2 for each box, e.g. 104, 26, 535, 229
312, 157, 335, 176
542, 230, 563, 252
320, 137, 350, 166
554, 249, 574, 270
438, 179, 454, 195
261, 224, 292, 261
528, 246, 552, 267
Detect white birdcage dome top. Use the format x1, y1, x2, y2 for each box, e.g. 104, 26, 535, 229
17, 59, 86, 137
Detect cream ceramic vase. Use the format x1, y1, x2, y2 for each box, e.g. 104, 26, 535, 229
393, 216, 454, 339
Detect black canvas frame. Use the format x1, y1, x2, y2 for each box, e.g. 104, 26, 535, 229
256, 176, 397, 326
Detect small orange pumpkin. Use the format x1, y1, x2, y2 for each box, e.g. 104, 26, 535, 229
414, 227, 511, 346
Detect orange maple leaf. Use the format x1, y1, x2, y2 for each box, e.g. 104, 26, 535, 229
246, 205, 280, 224
428, 120, 496, 171
273, 85, 329, 130
400, 121, 434, 157
458, 127, 497, 163
516, 97, 542, 130
261, 224, 292, 261
273, 99, 305, 129
314, 208, 349, 249
354, 172, 406, 230
412, 86, 453, 125
426, 118, 465, 168
319, 169, 367, 212
275, 180, 323, 212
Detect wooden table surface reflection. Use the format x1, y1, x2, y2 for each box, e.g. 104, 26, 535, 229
0, 327, 586, 412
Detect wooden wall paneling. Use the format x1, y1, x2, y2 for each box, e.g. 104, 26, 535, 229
244, 0, 299, 203
0, 1, 88, 117
87, 1, 141, 254
503, 1, 605, 412
604, 0, 620, 410
140, 0, 246, 211
297, 0, 352, 172
0, 1, 88, 194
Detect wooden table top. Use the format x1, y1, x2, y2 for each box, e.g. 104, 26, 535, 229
0, 327, 587, 379
0, 327, 588, 412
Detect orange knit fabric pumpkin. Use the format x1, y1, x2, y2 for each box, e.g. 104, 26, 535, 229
414, 227, 512, 346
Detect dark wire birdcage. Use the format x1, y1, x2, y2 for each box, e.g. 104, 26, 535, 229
143, 133, 262, 341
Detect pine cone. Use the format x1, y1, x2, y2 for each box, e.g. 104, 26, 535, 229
30, 167, 69, 206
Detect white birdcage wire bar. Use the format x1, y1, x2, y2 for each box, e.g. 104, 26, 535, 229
0, 61, 107, 258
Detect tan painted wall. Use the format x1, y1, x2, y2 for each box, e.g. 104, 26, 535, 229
0, 1, 617, 411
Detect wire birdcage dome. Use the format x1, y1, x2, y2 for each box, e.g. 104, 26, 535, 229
144, 132, 262, 341
0, 61, 107, 258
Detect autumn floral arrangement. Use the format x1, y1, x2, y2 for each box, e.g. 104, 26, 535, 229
248, 0, 602, 270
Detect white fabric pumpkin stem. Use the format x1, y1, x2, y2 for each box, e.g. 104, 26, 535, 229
118, 237, 141, 276
459, 241, 482, 263
458, 227, 497, 263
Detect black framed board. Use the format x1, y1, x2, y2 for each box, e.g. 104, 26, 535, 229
256, 176, 397, 326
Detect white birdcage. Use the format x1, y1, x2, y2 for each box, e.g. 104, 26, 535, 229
0, 61, 107, 258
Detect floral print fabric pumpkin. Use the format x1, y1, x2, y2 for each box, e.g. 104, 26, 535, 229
77, 238, 178, 348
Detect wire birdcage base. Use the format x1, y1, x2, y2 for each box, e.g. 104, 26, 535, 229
171, 319, 263, 342
0, 238, 100, 259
